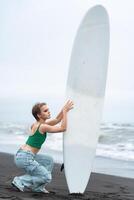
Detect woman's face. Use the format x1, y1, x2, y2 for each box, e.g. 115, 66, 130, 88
38, 105, 51, 120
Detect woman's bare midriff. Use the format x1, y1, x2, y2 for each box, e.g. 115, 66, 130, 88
20, 144, 40, 154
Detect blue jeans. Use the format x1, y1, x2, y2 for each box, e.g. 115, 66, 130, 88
13, 148, 54, 192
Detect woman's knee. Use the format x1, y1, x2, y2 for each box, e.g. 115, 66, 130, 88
48, 157, 54, 172
44, 155, 54, 170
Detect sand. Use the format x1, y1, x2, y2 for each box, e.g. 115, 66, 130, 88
0, 152, 134, 200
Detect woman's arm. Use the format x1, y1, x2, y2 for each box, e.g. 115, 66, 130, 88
45, 100, 72, 126
45, 109, 63, 126
41, 100, 73, 133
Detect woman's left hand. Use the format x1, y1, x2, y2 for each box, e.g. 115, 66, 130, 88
62, 100, 74, 112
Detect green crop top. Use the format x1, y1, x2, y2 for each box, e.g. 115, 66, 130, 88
26, 124, 47, 149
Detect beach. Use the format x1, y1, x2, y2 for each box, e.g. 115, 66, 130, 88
0, 152, 134, 200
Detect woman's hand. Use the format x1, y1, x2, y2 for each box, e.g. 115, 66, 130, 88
63, 100, 74, 113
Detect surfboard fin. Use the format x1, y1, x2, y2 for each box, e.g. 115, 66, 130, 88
60, 163, 64, 172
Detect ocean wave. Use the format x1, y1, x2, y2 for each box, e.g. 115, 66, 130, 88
96, 143, 134, 162
1, 122, 134, 162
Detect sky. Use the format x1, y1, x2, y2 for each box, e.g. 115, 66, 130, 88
0, 0, 134, 123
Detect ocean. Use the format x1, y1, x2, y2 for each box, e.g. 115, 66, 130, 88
0, 121, 134, 179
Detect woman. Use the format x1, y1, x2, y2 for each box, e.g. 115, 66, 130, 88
12, 100, 74, 193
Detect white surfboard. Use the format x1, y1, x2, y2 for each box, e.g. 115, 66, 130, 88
63, 5, 110, 193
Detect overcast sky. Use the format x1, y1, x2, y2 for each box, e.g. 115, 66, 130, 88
0, 0, 134, 122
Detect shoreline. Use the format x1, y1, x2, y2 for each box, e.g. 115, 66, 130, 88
0, 152, 134, 199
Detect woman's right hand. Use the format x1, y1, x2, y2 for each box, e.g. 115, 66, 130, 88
63, 100, 74, 113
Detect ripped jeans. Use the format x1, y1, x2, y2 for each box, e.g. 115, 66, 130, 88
13, 148, 54, 192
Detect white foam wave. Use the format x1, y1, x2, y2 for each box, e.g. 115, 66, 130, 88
96, 143, 134, 162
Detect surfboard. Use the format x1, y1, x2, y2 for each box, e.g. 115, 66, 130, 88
63, 5, 110, 194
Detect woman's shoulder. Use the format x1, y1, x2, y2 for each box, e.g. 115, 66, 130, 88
39, 123, 48, 134
29, 122, 40, 135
